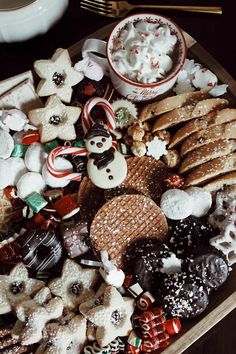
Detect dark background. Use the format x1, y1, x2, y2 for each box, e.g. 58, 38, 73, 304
0, 0, 235, 353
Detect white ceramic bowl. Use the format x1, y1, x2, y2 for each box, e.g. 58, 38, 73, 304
0, 0, 69, 42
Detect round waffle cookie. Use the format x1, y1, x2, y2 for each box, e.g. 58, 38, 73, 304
89, 194, 168, 267
104, 156, 169, 204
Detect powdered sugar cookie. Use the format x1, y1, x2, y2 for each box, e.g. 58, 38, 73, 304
42, 157, 73, 188
0, 129, 14, 159
86, 285, 134, 347
0, 157, 27, 189
160, 189, 194, 220
48, 259, 99, 310
17, 172, 46, 200
24, 142, 47, 173
185, 187, 212, 217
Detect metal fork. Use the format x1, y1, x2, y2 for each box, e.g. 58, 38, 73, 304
80, 0, 222, 17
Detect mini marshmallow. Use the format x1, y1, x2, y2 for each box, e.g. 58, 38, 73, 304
160, 189, 193, 220
25, 143, 48, 173
185, 187, 212, 217
0, 157, 28, 189
17, 172, 46, 200
1, 109, 28, 131
0, 129, 14, 159
42, 157, 73, 188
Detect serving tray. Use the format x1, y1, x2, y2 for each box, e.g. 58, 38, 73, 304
0, 22, 235, 354
68, 23, 236, 354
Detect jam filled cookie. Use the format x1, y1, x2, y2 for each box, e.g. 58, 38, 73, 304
34, 48, 83, 103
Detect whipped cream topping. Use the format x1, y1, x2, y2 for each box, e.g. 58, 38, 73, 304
111, 21, 178, 84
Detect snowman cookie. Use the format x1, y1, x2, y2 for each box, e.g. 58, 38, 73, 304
85, 123, 127, 189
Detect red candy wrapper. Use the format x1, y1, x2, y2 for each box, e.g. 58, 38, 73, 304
141, 337, 160, 352
137, 291, 155, 311
142, 324, 166, 339
22, 130, 40, 144
126, 344, 140, 354
165, 317, 182, 335
139, 307, 163, 323
141, 316, 166, 331
54, 195, 80, 220
123, 274, 133, 288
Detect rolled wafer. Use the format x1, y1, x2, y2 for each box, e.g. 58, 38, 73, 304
180, 121, 236, 157
170, 108, 236, 148
179, 139, 236, 174
152, 98, 228, 132
184, 153, 236, 187
89, 195, 168, 267
203, 172, 236, 193
139, 91, 209, 122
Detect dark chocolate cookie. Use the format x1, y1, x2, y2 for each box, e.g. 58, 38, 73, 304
161, 272, 209, 319
168, 216, 215, 257
187, 252, 229, 291
125, 239, 182, 292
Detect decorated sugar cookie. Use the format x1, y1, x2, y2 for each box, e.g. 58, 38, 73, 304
85, 123, 127, 189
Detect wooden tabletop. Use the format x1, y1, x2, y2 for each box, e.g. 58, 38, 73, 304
0, 0, 235, 352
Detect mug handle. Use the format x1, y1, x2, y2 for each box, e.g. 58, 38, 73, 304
82, 38, 109, 73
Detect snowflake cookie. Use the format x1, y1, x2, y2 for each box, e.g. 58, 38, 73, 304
34, 48, 83, 103
86, 285, 134, 347
48, 259, 99, 310
0, 263, 44, 314
29, 95, 81, 143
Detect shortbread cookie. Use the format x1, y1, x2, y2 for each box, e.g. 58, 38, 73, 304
0, 78, 43, 114
104, 156, 169, 204
48, 259, 99, 310
179, 140, 236, 174
79, 282, 107, 316
89, 195, 168, 266
152, 98, 228, 132
180, 121, 236, 157
185, 153, 236, 187
34, 48, 83, 103
203, 172, 236, 192
0, 263, 44, 314
139, 91, 209, 122
29, 95, 81, 143
12, 287, 63, 345
35, 314, 87, 354
170, 108, 236, 148
86, 285, 134, 347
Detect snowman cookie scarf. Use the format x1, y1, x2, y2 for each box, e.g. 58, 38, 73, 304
46, 98, 128, 189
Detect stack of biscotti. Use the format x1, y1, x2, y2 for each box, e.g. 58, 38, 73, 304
138, 91, 236, 192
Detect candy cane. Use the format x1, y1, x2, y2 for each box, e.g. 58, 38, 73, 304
46, 146, 87, 181
82, 97, 116, 134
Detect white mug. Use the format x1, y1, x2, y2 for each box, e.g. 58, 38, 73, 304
82, 13, 187, 102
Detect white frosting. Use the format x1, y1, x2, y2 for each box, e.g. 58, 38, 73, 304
185, 187, 212, 218
111, 22, 177, 84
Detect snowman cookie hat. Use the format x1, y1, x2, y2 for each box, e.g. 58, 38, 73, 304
84, 122, 111, 140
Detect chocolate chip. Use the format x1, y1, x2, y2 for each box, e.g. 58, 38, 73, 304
10, 281, 24, 294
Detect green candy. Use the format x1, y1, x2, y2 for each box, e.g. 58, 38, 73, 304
115, 107, 131, 126
26, 192, 48, 213
74, 140, 85, 148
45, 140, 59, 153
11, 144, 28, 158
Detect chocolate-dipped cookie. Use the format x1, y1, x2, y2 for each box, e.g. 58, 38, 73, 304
168, 216, 215, 257
161, 272, 209, 319
125, 239, 182, 292
187, 252, 229, 291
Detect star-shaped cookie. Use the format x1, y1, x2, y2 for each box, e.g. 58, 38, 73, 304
34, 48, 83, 103
35, 314, 87, 354
48, 259, 99, 310
86, 285, 134, 347
0, 263, 44, 315
29, 95, 81, 143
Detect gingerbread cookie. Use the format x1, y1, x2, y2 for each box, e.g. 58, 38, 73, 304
86, 285, 134, 347
29, 95, 81, 143
105, 156, 169, 205
0, 263, 44, 314
35, 314, 87, 354
48, 259, 99, 309
34, 48, 83, 103
89, 194, 168, 267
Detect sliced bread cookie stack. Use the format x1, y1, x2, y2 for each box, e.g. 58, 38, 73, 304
138, 91, 236, 192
